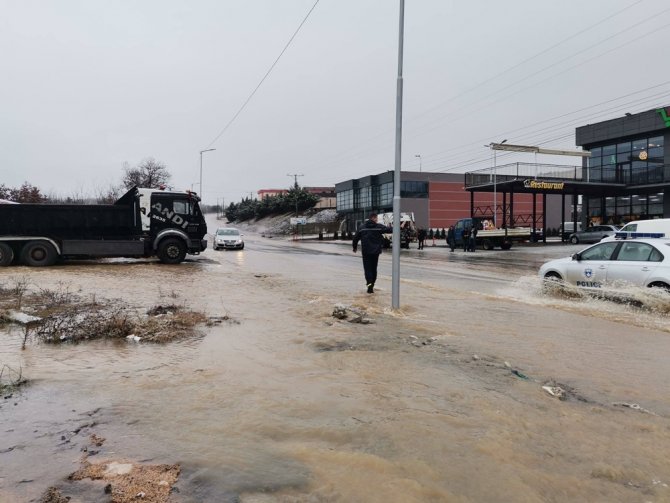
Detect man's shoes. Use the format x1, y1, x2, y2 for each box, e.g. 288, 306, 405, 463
367, 283, 374, 294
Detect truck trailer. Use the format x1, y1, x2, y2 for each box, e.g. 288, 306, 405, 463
0, 187, 208, 266
454, 217, 531, 250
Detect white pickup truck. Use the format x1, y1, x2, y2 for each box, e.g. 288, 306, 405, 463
454, 217, 531, 250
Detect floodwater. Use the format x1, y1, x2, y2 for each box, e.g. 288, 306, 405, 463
2, 226, 670, 502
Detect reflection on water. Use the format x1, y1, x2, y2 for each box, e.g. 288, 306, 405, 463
2, 239, 670, 501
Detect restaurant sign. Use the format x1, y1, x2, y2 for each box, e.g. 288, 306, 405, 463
523, 179, 565, 191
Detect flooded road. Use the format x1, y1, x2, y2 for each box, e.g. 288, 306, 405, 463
2, 226, 670, 502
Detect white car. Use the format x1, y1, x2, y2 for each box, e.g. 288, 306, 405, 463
213, 228, 244, 250
539, 238, 670, 290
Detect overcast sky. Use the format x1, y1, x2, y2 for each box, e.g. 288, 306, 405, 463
2, 0, 670, 204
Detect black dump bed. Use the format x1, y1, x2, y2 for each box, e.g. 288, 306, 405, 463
0, 202, 140, 240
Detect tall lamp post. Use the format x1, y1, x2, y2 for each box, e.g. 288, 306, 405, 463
485, 139, 506, 227
414, 154, 422, 172
391, 0, 405, 309
199, 148, 216, 201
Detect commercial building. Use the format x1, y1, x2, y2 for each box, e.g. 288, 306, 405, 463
336, 106, 670, 234
335, 171, 546, 232
465, 105, 670, 231
576, 106, 670, 224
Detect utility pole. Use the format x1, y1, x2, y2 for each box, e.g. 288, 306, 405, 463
287, 173, 304, 216
287, 173, 304, 189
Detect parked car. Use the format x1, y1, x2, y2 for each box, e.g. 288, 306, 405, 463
539, 238, 670, 291
568, 225, 619, 244
213, 228, 244, 250
559, 222, 582, 242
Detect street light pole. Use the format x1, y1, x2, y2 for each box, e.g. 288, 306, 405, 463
414, 154, 422, 173
485, 139, 506, 227
199, 148, 216, 201
391, 0, 405, 310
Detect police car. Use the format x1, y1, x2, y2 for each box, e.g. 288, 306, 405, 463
539, 238, 670, 291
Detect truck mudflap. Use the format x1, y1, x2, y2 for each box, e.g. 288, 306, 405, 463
187, 239, 207, 254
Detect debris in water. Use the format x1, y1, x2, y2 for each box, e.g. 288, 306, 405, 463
542, 385, 566, 400
332, 304, 373, 324
511, 369, 529, 380
3, 310, 41, 325
612, 402, 657, 415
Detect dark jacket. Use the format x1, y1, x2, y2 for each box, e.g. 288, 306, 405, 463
353, 219, 392, 255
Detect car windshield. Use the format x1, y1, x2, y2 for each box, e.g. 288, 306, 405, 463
217, 229, 239, 236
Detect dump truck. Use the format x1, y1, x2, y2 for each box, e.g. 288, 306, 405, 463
0, 187, 207, 266
454, 217, 531, 250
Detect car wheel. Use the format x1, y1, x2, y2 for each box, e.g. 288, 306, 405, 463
570, 235, 579, 244
240, 243, 244, 250
648, 281, 670, 292
20, 240, 57, 267
542, 272, 563, 292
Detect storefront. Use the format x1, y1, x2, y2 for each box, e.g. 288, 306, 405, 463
576, 108, 670, 225
465, 105, 670, 232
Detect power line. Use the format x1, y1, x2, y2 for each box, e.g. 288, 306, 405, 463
421, 87, 670, 169
206, 0, 321, 148
326, 83, 670, 181
311, 0, 646, 173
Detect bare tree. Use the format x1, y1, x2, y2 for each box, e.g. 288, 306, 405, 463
95, 183, 122, 204
122, 158, 171, 189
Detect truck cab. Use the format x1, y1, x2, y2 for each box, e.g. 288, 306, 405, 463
137, 188, 208, 263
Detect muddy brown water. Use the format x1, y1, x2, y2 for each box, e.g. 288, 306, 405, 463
2, 227, 670, 502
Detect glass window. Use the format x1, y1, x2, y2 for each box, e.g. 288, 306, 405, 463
337, 189, 353, 211
580, 242, 619, 261
648, 136, 664, 148
650, 247, 664, 262
589, 156, 602, 167
173, 201, 192, 215
617, 142, 631, 153
617, 242, 655, 261
379, 182, 393, 206
632, 139, 647, 152
590, 147, 602, 157
648, 146, 663, 161
617, 153, 631, 164
648, 203, 663, 217
602, 144, 616, 156
357, 186, 371, 208
601, 166, 616, 182
400, 181, 428, 198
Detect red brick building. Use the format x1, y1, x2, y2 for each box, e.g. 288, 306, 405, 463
336, 171, 558, 232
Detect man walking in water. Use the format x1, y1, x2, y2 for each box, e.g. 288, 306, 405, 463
352, 213, 392, 294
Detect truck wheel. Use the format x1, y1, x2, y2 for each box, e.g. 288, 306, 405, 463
20, 240, 57, 267
0, 243, 14, 266
482, 239, 494, 250
500, 240, 512, 250
158, 238, 187, 264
